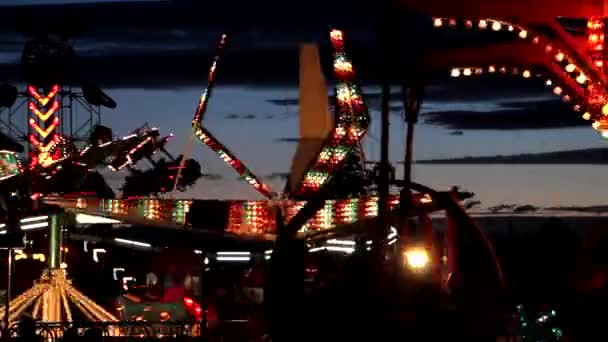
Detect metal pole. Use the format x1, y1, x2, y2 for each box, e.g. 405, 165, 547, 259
49, 215, 61, 269
200, 252, 208, 338
5, 248, 11, 331
377, 8, 392, 245
401, 85, 422, 188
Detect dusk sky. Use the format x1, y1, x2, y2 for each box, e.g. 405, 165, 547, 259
1, 0, 606, 208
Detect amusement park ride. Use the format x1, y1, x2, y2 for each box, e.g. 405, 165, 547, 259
0, 0, 603, 337
0, 25, 478, 331
416, 0, 608, 139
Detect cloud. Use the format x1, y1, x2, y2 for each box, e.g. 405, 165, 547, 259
263, 172, 289, 180
274, 137, 301, 143
545, 205, 608, 214
416, 147, 608, 164
0, 1, 551, 90
223, 113, 260, 120
422, 99, 586, 130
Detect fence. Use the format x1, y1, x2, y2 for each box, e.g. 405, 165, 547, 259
2, 319, 255, 341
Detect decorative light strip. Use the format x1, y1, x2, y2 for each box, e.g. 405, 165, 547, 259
28, 84, 59, 106
29, 134, 60, 152
73, 195, 412, 235
193, 127, 273, 198
114, 238, 151, 248
293, 28, 370, 197
29, 101, 59, 121
434, 17, 608, 136
28, 84, 61, 168
192, 34, 227, 124
191, 33, 274, 199
29, 117, 59, 139
587, 18, 605, 70
114, 136, 155, 171
449, 65, 590, 121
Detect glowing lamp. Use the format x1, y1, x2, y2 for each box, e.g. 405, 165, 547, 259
432, 18, 442, 27
555, 53, 565, 62
576, 74, 587, 84
565, 64, 576, 73
450, 68, 460, 77
478, 20, 487, 29
491, 21, 501, 31
552, 87, 562, 95
404, 248, 430, 271
602, 103, 608, 116
518, 30, 527, 39
522, 70, 531, 78
463, 68, 472, 76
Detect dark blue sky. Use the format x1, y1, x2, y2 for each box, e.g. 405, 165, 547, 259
0, 0, 605, 207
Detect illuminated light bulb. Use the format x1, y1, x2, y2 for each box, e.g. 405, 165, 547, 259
508, 25, 514, 31
404, 248, 430, 271
553, 87, 562, 95
478, 20, 487, 29
573, 105, 580, 112
532, 37, 540, 44
545, 79, 552, 86
491, 21, 501, 31
474, 68, 483, 75
522, 70, 531, 78
518, 30, 528, 39
450, 68, 461, 77
448, 18, 457, 26
565, 64, 576, 72
603, 103, 608, 116
590, 33, 599, 43
545, 45, 552, 52
582, 112, 592, 120
563, 95, 570, 102
555, 52, 565, 62
499, 67, 507, 73
602, 130, 608, 139
433, 18, 442, 27
593, 121, 601, 130
576, 74, 587, 84
463, 68, 472, 76
596, 60, 604, 67
488, 65, 496, 73
465, 20, 473, 28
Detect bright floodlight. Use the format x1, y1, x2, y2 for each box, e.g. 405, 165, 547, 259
404, 248, 430, 271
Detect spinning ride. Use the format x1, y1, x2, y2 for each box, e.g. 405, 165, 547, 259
0, 26, 498, 339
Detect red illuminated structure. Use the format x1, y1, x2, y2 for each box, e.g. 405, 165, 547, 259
395, 0, 608, 138
428, 16, 608, 138
27, 84, 62, 168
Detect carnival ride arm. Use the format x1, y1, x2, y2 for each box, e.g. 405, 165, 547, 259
288, 29, 370, 200
189, 34, 274, 199
431, 18, 608, 124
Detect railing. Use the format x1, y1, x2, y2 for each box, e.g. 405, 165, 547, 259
1, 320, 255, 341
